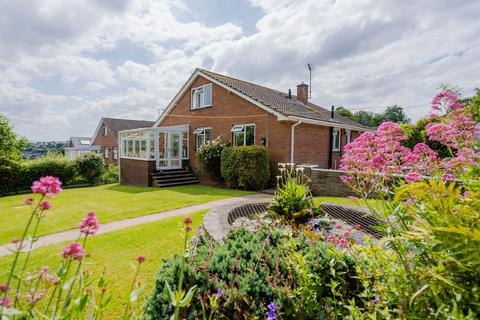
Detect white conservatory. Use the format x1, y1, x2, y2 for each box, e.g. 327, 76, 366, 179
118, 125, 189, 170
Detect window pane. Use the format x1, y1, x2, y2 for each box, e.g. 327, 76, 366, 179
149, 133, 155, 159
158, 133, 166, 158
127, 140, 133, 157
182, 132, 188, 158
234, 132, 244, 146
205, 128, 211, 142
134, 141, 140, 158
140, 140, 147, 158
196, 134, 203, 149
245, 125, 255, 145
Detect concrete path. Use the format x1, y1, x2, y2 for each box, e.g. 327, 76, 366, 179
0, 193, 271, 258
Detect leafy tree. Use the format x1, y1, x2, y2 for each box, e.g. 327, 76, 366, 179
465, 88, 480, 122
335, 106, 354, 120
0, 114, 27, 160
383, 105, 410, 124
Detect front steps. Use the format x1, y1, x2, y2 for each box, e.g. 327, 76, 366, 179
151, 169, 199, 187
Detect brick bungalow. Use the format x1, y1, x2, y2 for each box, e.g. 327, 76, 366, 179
91, 118, 154, 165
118, 68, 367, 187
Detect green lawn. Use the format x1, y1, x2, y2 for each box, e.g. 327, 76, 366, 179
0, 184, 251, 245
0, 210, 207, 320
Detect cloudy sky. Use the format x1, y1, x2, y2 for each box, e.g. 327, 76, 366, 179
1, 0, 479, 141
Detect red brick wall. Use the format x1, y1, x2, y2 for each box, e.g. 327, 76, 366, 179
155, 74, 365, 182
120, 159, 155, 186
91, 123, 119, 165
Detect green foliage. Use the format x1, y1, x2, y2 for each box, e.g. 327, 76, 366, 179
339, 106, 410, 127
220, 146, 270, 190
196, 138, 228, 179
466, 88, 480, 122
0, 154, 77, 195
400, 117, 450, 158
75, 152, 105, 184
268, 164, 322, 222
103, 164, 119, 184
0, 114, 27, 160
143, 226, 367, 320
27, 153, 77, 185
0, 156, 24, 195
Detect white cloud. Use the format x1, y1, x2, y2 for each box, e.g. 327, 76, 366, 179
1, 0, 479, 140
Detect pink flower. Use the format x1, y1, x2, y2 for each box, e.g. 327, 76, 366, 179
343, 231, 351, 238
31, 176, 62, 197
405, 198, 414, 205
62, 243, 84, 260
10, 237, 21, 244
136, 256, 145, 264
334, 224, 342, 229
463, 191, 472, 196
0, 297, 12, 308
39, 201, 52, 210
183, 217, 192, 225
326, 234, 337, 244
185, 226, 193, 232
441, 173, 456, 182
405, 172, 422, 184
23, 197, 34, 205
79, 212, 100, 235
338, 238, 349, 248
0, 284, 8, 292
354, 224, 361, 230
340, 175, 353, 184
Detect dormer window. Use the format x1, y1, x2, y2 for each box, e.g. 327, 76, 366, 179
103, 125, 108, 136
191, 83, 212, 109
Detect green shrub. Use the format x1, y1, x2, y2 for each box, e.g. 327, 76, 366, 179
26, 154, 77, 186
0, 156, 24, 195
196, 137, 228, 179
75, 152, 105, 184
400, 118, 450, 158
220, 146, 270, 190
143, 226, 367, 320
103, 164, 119, 184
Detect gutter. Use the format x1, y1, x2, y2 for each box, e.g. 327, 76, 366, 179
290, 120, 302, 163
284, 116, 370, 132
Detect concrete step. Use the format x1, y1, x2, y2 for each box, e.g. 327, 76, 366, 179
153, 179, 200, 188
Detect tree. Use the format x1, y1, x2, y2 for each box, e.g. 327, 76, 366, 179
465, 88, 480, 122
0, 114, 27, 160
335, 107, 354, 120
352, 111, 376, 127
383, 105, 410, 124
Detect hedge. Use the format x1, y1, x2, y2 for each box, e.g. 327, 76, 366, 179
0, 153, 105, 195
220, 146, 270, 190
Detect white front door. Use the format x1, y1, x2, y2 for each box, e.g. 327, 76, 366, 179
155, 131, 182, 170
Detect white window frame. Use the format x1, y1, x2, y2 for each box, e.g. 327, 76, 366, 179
231, 124, 256, 147
345, 129, 351, 145
332, 128, 341, 152
194, 127, 212, 149
103, 126, 108, 136
104, 147, 109, 159
113, 147, 118, 160
191, 84, 212, 109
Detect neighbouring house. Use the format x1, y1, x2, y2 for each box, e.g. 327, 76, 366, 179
118, 68, 368, 187
64, 137, 100, 160
91, 118, 155, 165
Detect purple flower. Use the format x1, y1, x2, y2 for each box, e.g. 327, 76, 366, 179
216, 288, 224, 297
266, 301, 278, 320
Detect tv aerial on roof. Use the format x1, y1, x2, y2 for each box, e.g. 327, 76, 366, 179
306, 63, 313, 99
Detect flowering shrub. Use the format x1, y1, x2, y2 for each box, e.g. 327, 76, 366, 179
0, 176, 145, 320
196, 137, 228, 179
340, 91, 479, 196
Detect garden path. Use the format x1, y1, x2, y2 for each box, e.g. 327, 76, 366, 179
0, 193, 270, 257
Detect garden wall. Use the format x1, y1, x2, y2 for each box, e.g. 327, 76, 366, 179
302, 167, 355, 197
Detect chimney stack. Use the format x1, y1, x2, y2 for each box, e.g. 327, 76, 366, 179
296, 83, 308, 104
